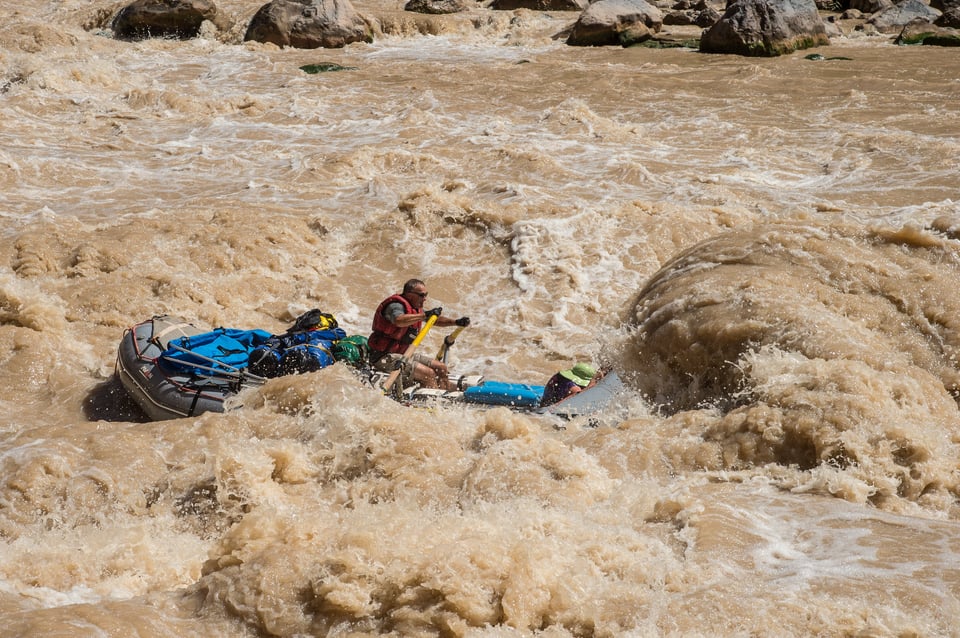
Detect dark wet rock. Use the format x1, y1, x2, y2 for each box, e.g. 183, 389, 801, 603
848, 0, 892, 14
666, 7, 718, 24
404, 0, 470, 12
663, 8, 696, 23
803, 51, 852, 57
112, 0, 228, 40
300, 62, 359, 72
930, 0, 959, 12
244, 0, 373, 48
935, 5, 960, 26
694, 5, 721, 25
894, 18, 960, 43
864, 0, 940, 33
618, 21, 655, 44
567, 0, 662, 45
700, 0, 829, 55
490, 0, 587, 11
663, 0, 719, 24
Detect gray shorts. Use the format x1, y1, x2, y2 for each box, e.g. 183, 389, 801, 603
371, 352, 433, 373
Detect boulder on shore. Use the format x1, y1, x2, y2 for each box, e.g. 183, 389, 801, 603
404, 0, 470, 13
865, 0, 941, 33
700, 0, 829, 56
567, 0, 663, 46
937, 6, 960, 27
663, 4, 721, 27
848, 0, 892, 15
490, 0, 587, 11
244, 0, 373, 48
112, 0, 229, 40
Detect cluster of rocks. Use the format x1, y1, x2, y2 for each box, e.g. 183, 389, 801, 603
110, 0, 960, 55
112, 0, 374, 47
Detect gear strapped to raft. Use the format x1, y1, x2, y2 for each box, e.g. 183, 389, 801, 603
157, 309, 367, 383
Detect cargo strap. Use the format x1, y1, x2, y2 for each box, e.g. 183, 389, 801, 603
152, 320, 196, 349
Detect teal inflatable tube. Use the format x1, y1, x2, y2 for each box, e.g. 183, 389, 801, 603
463, 381, 545, 408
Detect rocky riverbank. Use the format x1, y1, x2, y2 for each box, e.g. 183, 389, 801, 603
85, 0, 960, 56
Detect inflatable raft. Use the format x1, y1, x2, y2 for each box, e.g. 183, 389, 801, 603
116, 315, 271, 421
116, 315, 622, 421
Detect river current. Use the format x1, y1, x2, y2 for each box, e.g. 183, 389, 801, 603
1, 0, 960, 635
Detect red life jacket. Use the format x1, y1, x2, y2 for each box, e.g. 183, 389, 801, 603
368, 294, 421, 354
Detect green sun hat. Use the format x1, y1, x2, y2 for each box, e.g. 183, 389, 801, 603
559, 362, 596, 387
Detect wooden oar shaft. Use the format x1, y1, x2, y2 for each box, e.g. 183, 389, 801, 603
436, 325, 465, 361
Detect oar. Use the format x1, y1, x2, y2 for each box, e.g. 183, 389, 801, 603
382, 313, 439, 393
436, 326, 465, 363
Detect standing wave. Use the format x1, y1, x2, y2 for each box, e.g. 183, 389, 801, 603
623, 218, 960, 513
